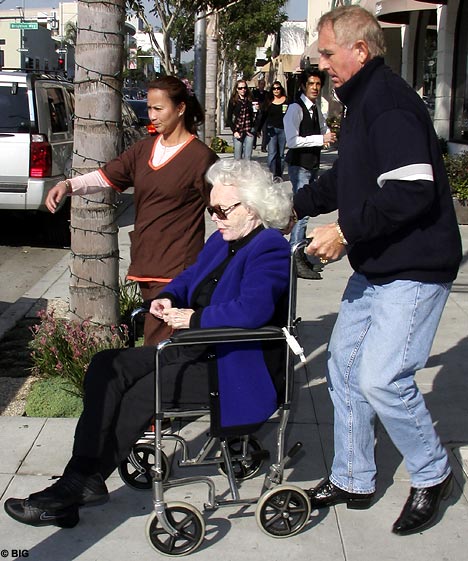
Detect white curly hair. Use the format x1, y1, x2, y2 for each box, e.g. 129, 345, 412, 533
206, 158, 292, 229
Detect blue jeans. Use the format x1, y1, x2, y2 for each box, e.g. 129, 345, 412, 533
328, 272, 451, 493
266, 127, 286, 178
288, 165, 317, 247
233, 133, 254, 160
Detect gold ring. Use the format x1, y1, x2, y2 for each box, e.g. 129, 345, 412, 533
320, 258, 329, 265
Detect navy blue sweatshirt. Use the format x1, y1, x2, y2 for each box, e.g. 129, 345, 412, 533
294, 57, 462, 284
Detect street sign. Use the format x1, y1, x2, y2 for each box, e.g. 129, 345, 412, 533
10, 22, 38, 30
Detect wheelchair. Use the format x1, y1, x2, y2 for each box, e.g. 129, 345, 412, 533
118, 241, 311, 556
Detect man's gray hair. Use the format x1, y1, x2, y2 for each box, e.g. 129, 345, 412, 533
318, 4, 386, 58
206, 159, 292, 229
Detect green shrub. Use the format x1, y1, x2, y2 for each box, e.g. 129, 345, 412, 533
443, 152, 468, 203
25, 377, 83, 417
119, 277, 142, 327
210, 136, 230, 153
29, 309, 128, 398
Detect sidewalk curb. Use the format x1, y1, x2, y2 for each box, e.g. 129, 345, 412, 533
0, 197, 133, 342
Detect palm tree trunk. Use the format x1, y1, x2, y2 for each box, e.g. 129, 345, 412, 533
205, 12, 219, 145
70, 0, 125, 326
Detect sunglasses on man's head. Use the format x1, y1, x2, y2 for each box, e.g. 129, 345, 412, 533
207, 202, 242, 220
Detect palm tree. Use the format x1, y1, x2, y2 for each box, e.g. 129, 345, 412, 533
69, 0, 125, 326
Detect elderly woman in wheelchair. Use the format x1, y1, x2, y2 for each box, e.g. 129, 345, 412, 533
5, 158, 302, 537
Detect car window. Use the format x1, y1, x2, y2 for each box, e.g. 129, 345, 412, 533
0, 83, 30, 132
46, 87, 69, 133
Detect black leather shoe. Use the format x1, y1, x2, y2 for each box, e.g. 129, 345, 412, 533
4, 498, 79, 528
392, 472, 453, 536
27, 471, 109, 510
306, 478, 374, 510
4, 471, 108, 528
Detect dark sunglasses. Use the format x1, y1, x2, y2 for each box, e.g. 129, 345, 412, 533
237, 86, 247, 90
272, 87, 281, 90
207, 202, 242, 220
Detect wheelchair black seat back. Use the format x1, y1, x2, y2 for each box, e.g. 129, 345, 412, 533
119, 241, 311, 556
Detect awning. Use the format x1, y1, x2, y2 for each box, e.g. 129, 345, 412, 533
278, 54, 302, 73
375, 0, 438, 25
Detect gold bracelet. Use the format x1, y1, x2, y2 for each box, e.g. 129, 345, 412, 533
64, 179, 73, 194
335, 220, 348, 245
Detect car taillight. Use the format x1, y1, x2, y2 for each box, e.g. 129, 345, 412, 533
146, 123, 157, 135
30, 134, 52, 177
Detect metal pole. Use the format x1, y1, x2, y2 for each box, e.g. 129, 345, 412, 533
193, 10, 206, 142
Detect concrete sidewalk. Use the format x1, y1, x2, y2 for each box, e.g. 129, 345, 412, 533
0, 149, 467, 560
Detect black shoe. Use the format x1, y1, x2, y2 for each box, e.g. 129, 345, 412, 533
294, 252, 322, 280
306, 478, 374, 510
27, 471, 109, 510
4, 498, 79, 528
4, 471, 109, 528
392, 472, 453, 536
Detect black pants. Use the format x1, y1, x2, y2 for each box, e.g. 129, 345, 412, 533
69, 344, 210, 480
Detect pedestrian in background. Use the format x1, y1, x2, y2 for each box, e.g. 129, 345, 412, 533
283, 68, 336, 279
257, 81, 289, 178
45, 76, 218, 346
295, 4, 462, 536
226, 79, 256, 160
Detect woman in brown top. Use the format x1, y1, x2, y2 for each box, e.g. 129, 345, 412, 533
46, 76, 218, 345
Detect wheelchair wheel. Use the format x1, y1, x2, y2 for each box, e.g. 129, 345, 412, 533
118, 442, 169, 490
256, 485, 311, 538
146, 502, 205, 556
218, 436, 264, 481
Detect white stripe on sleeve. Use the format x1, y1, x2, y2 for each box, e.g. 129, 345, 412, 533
377, 164, 434, 188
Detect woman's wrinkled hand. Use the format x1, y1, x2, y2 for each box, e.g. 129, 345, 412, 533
162, 308, 194, 330
149, 298, 172, 319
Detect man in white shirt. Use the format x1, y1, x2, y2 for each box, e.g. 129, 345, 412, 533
284, 68, 336, 278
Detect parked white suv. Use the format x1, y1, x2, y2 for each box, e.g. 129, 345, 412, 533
0, 71, 148, 244
0, 71, 74, 214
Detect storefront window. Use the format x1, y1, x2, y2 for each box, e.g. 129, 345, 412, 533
422, 29, 437, 119
452, 0, 468, 142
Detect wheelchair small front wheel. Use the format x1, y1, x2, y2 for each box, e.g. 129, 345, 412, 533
256, 485, 311, 538
217, 435, 264, 481
146, 502, 205, 556
118, 442, 169, 490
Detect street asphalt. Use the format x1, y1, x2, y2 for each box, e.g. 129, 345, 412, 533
0, 148, 467, 560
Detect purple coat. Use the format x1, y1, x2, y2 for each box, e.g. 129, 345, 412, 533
163, 227, 290, 431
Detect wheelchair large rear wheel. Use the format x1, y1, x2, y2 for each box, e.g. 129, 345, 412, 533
146, 502, 205, 556
118, 442, 169, 490
217, 435, 264, 481
256, 485, 310, 538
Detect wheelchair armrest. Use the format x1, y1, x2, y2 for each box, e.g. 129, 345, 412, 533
130, 306, 150, 321
167, 326, 285, 345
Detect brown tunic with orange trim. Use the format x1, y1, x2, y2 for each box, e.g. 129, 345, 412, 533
100, 135, 218, 281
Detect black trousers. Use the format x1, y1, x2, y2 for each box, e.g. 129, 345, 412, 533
69, 344, 210, 480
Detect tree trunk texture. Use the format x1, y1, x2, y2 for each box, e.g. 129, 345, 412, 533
70, 0, 125, 326
205, 12, 219, 145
